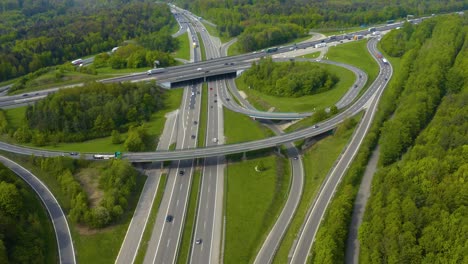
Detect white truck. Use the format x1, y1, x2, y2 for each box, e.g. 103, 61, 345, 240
147, 68, 165, 75
315, 43, 326, 48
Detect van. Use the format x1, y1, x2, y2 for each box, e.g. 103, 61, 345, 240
147, 68, 165, 75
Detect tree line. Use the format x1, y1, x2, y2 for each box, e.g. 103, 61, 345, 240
0, 162, 53, 263
310, 14, 467, 262
241, 57, 339, 97
11, 81, 163, 146
35, 156, 139, 228
0, 1, 178, 82
178, 0, 466, 50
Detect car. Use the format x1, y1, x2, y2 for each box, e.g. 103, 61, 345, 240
213, 138, 218, 143
197, 67, 202, 71
293, 156, 299, 160
313, 125, 319, 128
191, 135, 196, 139
225, 62, 229, 65
210, 87, 213, 90
195, 239, 202, 245
384, 77, 388, 81
193, 121, 198, 125
230, 62, 235, 65
354, 84, 358, 88
22, 93, 28, 97
166, 215, 173, 222
179, 170, 185, 176
69, 152, 79, 156
214, 100, 217, 103
226, 98, 230, 101
35, 93, 40, 95
214, 93, 217, 97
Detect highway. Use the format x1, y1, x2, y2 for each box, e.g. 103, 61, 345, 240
188, 12, 225, 264
143, 17, 203, 264
289, 38, 392, 263
0, 155, 76, 264
115, 110, 178, 264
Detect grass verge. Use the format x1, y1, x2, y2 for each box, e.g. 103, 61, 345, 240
202, 22, 232, 43
173, 32, 191, 61
236, 63, 355, 112
134, 173, 168, 264
177, 169, 202, 264
223, 107, 274, 144
272, 114, 362, 264
197, 84, 208, 147
224, 154, 291, 264
301, 51, 321, 59
3, 88, 184, 153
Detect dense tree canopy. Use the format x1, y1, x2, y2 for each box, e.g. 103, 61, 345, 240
0, 163, 53, 263
36, 156, 139, 228
21, 81, 164, 143
358, 15, 468, 263
0, 1, 178, 81
176, 0, 467, 44
242, 58, 339, 97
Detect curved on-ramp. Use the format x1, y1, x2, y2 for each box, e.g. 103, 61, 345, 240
0, 156, 76, 264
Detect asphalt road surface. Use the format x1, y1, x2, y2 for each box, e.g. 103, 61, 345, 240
0, 156, 76, 264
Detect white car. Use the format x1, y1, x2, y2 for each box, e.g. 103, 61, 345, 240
213, 138, 218, 143
197, 67, 202, 71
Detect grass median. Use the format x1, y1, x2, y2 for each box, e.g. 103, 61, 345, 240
224, 154, 291, 264
272, 114, 362, 264
134, 173, 168, 264
197, 84, 208, 147
223, 108, 274, 144
197, 32, 206, 61
177, 169, 202, 264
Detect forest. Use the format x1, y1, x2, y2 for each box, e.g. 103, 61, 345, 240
35, 156, 139, 228
0, 162, 53, 263
241, 58, 339, 97
310, 14, 467, 263
7, 81, 163, 148
0, 1, 178, 82
359, 14, 468, 263
176, 0, 467, 51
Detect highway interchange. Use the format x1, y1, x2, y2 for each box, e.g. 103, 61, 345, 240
0, 4, 422, 264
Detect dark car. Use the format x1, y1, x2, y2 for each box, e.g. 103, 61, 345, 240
22, 93, 28, 97
166, 215, 173, 222
69, 152, 79, 156
193, 121, 198, 125
384, 77, 388, 81
179, 170, 185, 176
191, 135, 196, 139
354, 84, 358, 88
210, 87, 213, 90
313, 125, 319, 128
214, 100, 217, 103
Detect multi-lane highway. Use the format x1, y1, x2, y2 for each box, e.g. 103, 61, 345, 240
289, 38, 391, 263
0, 156, 76, 264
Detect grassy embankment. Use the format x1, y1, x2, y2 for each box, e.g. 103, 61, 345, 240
133, 173, 168, 264
3, 88, 183, 153
224, 154, 291, 264
223, 108, 274, 144
197, 84, 208, 147
272, 113, 362, 263
173, 32, 191, 61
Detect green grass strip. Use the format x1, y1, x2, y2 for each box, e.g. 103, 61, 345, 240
176, 169, 202, 264
223, 107, 274, 144
173, 33, 191, 61
224, 155, 291, 264
197, 32, 207, 61
197, 84, 208, 147
134, 173, 168, 264
272, 114, 362, 264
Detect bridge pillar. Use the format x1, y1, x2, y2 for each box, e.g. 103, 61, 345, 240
242, 152, 247, 161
